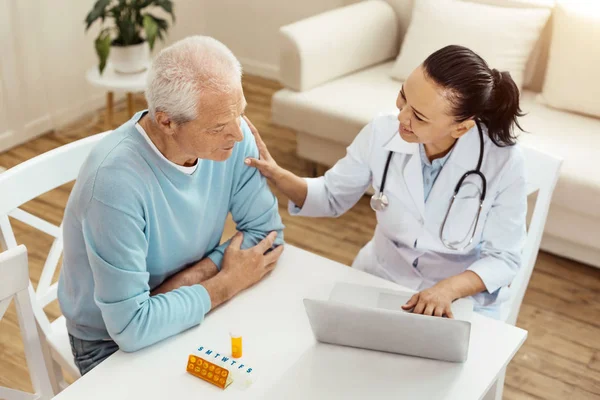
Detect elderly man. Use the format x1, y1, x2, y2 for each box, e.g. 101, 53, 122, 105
58, 36, 285, 375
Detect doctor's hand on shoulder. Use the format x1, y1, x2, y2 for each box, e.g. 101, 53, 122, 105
243, 116, 310, 208
401, 271, 486, 318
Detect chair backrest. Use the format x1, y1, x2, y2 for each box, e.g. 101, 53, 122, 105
0, 131, 111, 337
502, 145, 562, 325
0, 245, 54, 400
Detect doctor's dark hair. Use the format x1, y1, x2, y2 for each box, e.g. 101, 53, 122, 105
422, 45, 524, 147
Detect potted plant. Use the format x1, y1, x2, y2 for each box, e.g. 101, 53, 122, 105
85, 0, 175, 74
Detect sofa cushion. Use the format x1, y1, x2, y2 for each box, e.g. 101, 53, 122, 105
519, 90, 600, 218
388, 0, 551, 90
461, 0, 556, 92
272, 62, 600, 219
537, 1, 600, 118
272, 62, 401, 146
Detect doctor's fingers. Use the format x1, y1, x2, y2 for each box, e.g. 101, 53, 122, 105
434, 307, 445, 318
423, 303, 436, 316
245, 157, 269, 170
402, 294, 419, 310
412, 300, 427, 315
243, 116, 271, 157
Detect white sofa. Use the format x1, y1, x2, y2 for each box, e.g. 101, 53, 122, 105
272, 0, 600, 269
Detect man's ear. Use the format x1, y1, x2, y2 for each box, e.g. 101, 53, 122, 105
155, 112, 176, 136
451, 119, 475, 139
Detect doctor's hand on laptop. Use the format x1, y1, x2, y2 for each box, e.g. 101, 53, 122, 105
401, 270, 486, 318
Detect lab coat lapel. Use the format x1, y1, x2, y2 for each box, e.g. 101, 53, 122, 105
425, 126, 479, 214
383, 133, 425, 218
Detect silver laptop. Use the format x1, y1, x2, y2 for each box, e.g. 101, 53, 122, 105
303, 282, 473, 362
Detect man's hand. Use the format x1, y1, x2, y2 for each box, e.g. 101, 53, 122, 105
202, 231, 284, 309
221, 231, 283, 293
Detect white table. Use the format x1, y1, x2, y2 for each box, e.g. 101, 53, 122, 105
53, 246, 526, 400
85, 64, 147, 129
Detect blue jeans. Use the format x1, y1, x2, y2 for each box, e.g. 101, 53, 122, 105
69, 334, 119, 376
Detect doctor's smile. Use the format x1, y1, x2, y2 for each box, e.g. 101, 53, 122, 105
246, 44, 527, 320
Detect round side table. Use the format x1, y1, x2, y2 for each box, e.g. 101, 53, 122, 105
86, 64, 148, 129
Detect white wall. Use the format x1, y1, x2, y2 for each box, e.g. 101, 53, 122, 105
0, 0, 205, 153
202, 0, 349, 79
0, 0, 347, 152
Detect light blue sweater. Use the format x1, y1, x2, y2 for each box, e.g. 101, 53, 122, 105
58, 111, 284, 352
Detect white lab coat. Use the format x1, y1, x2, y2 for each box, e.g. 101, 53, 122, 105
289, 114, 527, 313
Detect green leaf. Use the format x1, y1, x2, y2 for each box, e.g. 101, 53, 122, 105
153, 15, 169, 31
95, 30, 112, 74
85, 0, 111, 31
116, 18, 140, 45
143, 14, 158, 50
154, 0, 175, 23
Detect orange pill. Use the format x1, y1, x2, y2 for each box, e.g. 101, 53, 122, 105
231, 334, 242, 358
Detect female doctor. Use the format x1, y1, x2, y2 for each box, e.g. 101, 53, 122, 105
244, 45, 527, 319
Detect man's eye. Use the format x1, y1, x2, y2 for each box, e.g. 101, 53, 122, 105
212, 126, 225, 133
414, 114, 424, 122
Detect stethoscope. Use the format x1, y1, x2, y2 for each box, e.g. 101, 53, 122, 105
370, 121, 487, 251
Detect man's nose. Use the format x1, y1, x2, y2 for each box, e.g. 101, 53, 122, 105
230, 123, 244, 142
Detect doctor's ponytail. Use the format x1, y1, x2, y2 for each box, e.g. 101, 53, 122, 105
423, 45, 525, 147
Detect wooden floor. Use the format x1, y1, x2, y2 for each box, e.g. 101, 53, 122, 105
0, 75, 599, 400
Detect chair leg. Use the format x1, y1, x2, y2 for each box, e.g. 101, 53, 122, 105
482, 380, 498, 400
482, 367, 506, 400
52, 358, 69, 392
494, 368, 506, 399
37, 323, 63, 394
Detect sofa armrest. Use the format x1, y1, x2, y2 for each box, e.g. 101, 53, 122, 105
279, 0, 399, 92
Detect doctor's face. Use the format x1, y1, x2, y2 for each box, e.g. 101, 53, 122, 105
396, 66, 472, 150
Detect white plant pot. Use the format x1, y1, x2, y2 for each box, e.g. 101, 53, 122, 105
110, 42, 150, 74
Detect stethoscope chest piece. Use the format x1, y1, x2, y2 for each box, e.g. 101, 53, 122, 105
370, 192, 389, 211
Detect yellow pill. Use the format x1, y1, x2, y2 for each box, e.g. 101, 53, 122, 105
203, 362, 209, 368
201, 369, 207, 376
213, 375, 219, 382
219, 378, 226, 385
188, 363, 194, 370
195, 367, 200, 373
215, 368, 221, 374
221, 370, 227, 377
190, 356, 196, 363
209, 365, 215, 372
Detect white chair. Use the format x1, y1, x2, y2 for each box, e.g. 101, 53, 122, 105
484, 146, 563, 400
0, 245, 54, 400
0, 131, 111, 392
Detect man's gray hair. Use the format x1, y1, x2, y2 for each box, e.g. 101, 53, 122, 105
145, 36, 242, 124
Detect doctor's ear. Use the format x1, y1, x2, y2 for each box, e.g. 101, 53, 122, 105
451, 119, 476, 139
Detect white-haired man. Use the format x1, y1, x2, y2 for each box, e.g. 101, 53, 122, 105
58, 36, 285, 375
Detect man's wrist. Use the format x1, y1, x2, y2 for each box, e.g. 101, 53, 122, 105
202, 270, 239, 309
190, 258, 219, 284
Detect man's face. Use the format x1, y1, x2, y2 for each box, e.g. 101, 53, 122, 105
172, 85, 247, 162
